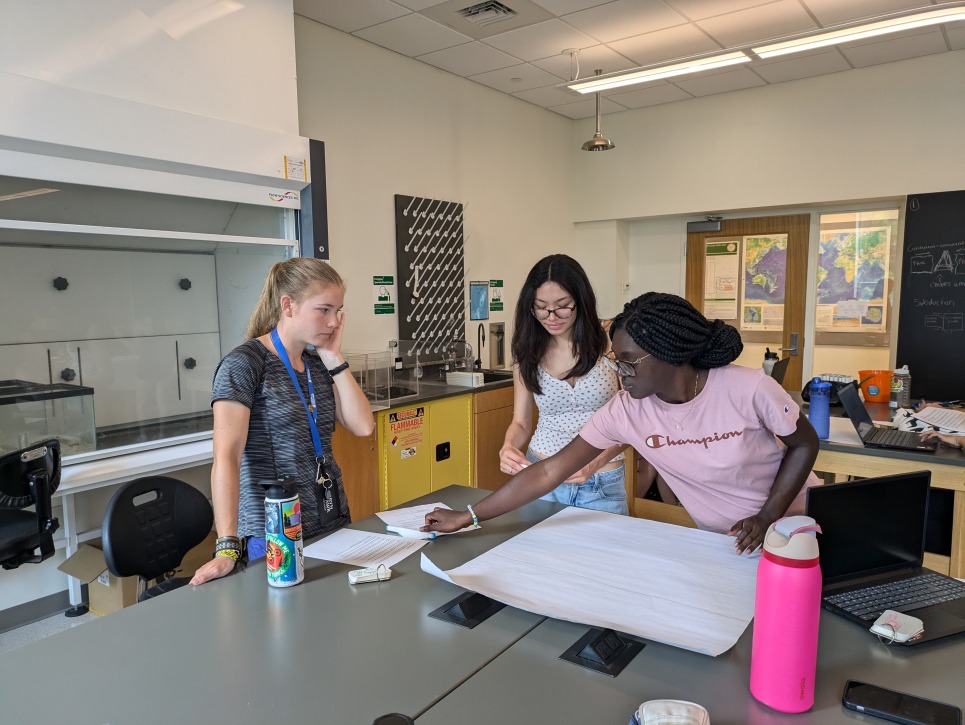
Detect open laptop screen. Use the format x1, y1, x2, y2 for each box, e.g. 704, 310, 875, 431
805, 472, 930, 586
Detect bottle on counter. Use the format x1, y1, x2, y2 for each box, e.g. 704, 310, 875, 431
750, 516, 823, 713
807, 377, 831, 440
890, 365, 911, 409
762, 348, 779, 377
261, 476, 304, 587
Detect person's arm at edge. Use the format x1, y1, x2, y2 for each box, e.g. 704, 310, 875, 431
191, 399, 249, 584
728, 411, 819, 554
499, 365, 534, 472
423, 435, 603, 532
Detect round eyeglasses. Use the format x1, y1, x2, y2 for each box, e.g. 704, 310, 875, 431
604, 352, 651, 377
532, 305, 575, 321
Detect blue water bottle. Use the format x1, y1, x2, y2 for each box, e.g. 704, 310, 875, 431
808, 378, 831, 440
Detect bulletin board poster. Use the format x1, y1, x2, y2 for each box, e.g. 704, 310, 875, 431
740, 234, 787, 332
373, 275, 395, 315
703, 240, 739, 320
815, 227, 890, 332
388, 407, 424, 459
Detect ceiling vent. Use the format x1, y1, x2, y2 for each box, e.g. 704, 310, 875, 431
423, 0, 551, 40
457, 1, 517, 27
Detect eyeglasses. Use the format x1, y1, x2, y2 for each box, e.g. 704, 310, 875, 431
533, 305, 575, 321
604, 352, 651, 377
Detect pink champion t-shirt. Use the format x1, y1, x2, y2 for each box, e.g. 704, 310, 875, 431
580, 364, 819, 533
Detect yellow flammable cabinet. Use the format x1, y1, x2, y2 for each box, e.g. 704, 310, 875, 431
379, 394, 473, 509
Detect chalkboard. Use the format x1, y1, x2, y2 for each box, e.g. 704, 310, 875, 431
895, 190, 965, 401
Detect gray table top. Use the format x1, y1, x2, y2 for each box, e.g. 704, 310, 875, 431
0, 487, 560, 725
420, 608, 965, 725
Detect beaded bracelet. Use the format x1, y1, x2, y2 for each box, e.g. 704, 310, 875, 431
467, 504, 479, 528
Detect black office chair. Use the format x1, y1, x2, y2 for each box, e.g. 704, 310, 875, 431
0, 439, 61, 570
101, 476, 213, 602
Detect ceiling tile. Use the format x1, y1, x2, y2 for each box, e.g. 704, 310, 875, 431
548, 96, 628, 119
393, 0, 447, 9
354, 13, 470, 56
468, 62, 565, 92
839, 28, 949, 67
416, 41, 521, 76
697, 0, 817, 47
293, 0, 409, 34
481, 19, 597, 61
609, 22, 722, 66
512, 83, 586, 107
671, 66, 767, 95
609, 82, 694, 107
947, 25, 965, 51
800, 0, 928, 27
561, 0, 688, 43
533, 0, 616, 15
751, 49, 851, 82
531, 44, 638, 80
662, 0, 777, 22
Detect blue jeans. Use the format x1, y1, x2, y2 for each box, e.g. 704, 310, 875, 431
529, 449, 629, 515
246, 537, 266, 560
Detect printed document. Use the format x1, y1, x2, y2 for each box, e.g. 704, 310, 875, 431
422, 507, 758, 656
376, 502, 478, 535
303, 528, 427, 568
911, 406, 965, 434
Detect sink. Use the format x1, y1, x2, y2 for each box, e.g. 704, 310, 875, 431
480, 369, 513, 383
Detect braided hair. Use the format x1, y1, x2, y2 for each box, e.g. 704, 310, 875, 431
610, 292, 743, 369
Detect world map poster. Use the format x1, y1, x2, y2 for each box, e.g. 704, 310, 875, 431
740, 234, 787, 332
816, 227, 890, 332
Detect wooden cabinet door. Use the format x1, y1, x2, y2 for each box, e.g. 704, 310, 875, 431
332, 421, 379, 521
473, 386, 515, 491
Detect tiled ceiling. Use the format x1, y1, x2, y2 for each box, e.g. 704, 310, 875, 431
294, 0, 965, 118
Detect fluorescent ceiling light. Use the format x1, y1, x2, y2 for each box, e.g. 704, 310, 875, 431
0, 188, 59, 202
753, 5, 965, 58
567, 52, 750, 93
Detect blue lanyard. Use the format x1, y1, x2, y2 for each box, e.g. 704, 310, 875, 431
270, 328, 327, 465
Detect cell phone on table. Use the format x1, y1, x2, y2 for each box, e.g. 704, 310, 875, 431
842, 680, 961, 725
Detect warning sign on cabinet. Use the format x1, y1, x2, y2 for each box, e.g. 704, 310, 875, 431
389, 407, 425, 451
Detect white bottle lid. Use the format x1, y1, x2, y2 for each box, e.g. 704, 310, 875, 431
893, 365, 909, 375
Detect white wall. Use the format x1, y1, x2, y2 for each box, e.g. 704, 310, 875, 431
572, 50, 965, 223
294, 17, 576, 355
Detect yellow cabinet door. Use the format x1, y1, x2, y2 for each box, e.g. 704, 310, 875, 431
380, 406, 431, 509
427, 395, 473, 492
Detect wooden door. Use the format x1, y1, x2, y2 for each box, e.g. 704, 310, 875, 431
686, 214, 809, 391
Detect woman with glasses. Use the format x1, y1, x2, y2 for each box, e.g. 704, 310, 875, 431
425, 292, 819, 555
498, 254, 628, 514
191, 257, 375, 585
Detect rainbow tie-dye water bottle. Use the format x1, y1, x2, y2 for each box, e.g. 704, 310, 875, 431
260, 477, 304, 587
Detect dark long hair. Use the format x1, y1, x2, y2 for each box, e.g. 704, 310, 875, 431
511, 255, 607, 395
610, 292, 743, 369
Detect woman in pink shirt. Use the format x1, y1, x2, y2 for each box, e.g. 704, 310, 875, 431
424, 292, 820, 555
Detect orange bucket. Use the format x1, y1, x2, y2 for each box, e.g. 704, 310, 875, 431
858, 369, 892, 403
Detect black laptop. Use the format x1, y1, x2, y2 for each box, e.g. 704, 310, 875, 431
837, 382, 937, 452
805, 471, 965, 644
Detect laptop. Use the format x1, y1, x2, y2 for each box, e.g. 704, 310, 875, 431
837, 382, 937, 452
805, 471, 965, 644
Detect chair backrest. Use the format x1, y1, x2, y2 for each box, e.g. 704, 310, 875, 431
0, 439, 61, 569
101, 476, 213, 582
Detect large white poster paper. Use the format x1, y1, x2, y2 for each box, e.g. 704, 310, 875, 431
422, 507, 759, 656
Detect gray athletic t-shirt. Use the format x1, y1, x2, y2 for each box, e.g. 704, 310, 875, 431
211, 339, 350, 540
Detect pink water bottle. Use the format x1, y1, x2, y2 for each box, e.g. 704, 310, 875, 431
749, 515, 823, 713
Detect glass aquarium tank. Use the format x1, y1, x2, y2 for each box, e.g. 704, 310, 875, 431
0, 380, 96, 455
344, 350, 419, 408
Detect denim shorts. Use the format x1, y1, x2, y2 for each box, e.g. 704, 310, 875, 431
529, 449, 629, 515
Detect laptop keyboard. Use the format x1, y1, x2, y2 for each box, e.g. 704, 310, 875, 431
869, 428, 918, 447
825, 572, 965, 621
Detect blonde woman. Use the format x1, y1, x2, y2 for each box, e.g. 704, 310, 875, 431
192, 258, 374, 585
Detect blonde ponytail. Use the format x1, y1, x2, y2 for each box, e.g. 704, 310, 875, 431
245, 258, 344, 339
